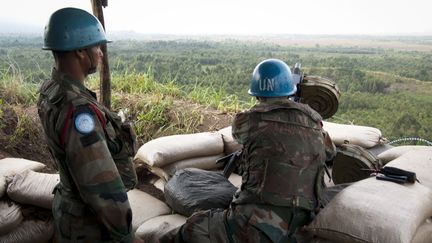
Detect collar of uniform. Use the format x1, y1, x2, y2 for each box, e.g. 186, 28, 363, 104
261, 97, 290, 104
51, 68, 86, 91
51, 68, 97, 100
255, 97, 291, 107
251, 97, 292, 112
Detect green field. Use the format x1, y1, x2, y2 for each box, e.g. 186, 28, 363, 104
1, 34, 432, 143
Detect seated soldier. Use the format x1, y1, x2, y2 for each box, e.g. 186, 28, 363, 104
161, 58, 336, 243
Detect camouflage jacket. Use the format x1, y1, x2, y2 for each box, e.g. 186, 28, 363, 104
37, 68, 137, 242
232, 98, 335, 210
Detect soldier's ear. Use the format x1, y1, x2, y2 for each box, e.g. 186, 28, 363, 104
74, 49, 86, 60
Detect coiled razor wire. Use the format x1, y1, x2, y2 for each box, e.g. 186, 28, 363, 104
388, 137, 432, 146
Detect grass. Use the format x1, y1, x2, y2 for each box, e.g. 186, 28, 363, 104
0, 65, 38, 105
186, 81, 255, 113
87, 71, 245, 143
0, 61, 245, 148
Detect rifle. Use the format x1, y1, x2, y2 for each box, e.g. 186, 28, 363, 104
216, 150, 242, 178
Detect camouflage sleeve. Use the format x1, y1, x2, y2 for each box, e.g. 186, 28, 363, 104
232, 111, 250, 145
106, 119, 138, 190
62, 105, 134, 242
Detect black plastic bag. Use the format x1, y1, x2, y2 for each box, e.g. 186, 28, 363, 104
164, 168, 237, 216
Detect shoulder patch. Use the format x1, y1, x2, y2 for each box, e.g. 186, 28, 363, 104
74, 112, 95, 134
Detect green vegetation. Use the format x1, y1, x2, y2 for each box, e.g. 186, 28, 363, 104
1, 34, 432, 144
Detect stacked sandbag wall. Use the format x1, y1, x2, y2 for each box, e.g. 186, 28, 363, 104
134, 130, 243, 191
307, 149, 432, 242
0, 158, 55, 242
307, 177, 432, 242
0, 157, 187, 242
134, 132, 226, 182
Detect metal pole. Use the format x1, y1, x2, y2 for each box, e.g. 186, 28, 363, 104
91, 0, 111, 109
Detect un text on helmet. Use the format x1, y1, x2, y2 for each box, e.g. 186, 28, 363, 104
259, 78, 275, 91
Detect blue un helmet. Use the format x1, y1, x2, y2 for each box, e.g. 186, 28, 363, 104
43, 7, 109, 51
248, 59, 297, 97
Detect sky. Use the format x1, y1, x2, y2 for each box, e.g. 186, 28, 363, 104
1, 0, 432, 35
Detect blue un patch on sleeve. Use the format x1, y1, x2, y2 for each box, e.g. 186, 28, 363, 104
74, 113, 95, 134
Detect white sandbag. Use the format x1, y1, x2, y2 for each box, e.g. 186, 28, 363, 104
162, 154, 224, 176
134, 132, 224, 167
412, 218, 432, 243
147, 166, 171, 182
127, 189, 171, 231
7, 170, 59, 209
322, 121, 385, 148
0, 200, 23, 235
0, 158, 45, 177
217, 126, 243, 154
378, 145, 432, 164
152, 178, 166, 192
135, 214, 186, 242
228, 173, 242, 188
307, 177, 432, 243
0, 175, 5, 198
386, 150, 432, 190
0, 218, 54, 243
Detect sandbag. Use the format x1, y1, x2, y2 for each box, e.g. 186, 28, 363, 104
332, 143, 381, 184
0, 175, 5, 198
127, 189, 171, 231
320, 183, 352, 207
134, 132, 224, 167
322, 121, 385, 148
306, 177, 432, 243
386, 150, 432, 190
0, 158, 45, 177
7, 170, 59, 209
299, 75, 340, 119
412, 218, 432, 243
164, 168, 236, 217
152, 178, 166, 192
135, 214, 187, 242
0, 200, 23, 235
217, 126, 243, 154
162, 154, 225, 177
378, 145, 432, 164
0, 218, 54, 243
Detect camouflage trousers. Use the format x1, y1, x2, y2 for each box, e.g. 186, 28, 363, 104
160, 204, 314, 243
52, 192, 115, 243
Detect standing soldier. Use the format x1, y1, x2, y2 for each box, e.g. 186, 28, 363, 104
38, 7, 142, 243
161, 59, 336, 243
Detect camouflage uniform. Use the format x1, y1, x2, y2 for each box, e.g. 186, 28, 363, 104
38, 68, 138, 242
161, 98, 335, 243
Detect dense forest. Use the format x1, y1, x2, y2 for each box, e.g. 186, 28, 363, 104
1, 34, 432, 142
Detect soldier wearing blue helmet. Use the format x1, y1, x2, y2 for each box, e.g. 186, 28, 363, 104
38, 7, 142, 243
248, 58, 297, 97
161, 59, 336, 243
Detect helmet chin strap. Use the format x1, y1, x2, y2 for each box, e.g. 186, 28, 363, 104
85, 48, 97, 74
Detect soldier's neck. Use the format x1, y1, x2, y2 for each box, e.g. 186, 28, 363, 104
56, 57, 86, 84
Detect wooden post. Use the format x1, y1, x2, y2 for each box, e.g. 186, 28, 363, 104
91, 0, 111, 109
